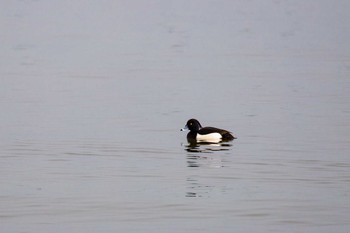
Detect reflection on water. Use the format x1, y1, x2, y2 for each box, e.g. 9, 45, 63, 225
187, 153, 224, 168
184, 141, 233, 154
185, 154, 225, 198
185, 141, 233, 198
186, 176, 216, 198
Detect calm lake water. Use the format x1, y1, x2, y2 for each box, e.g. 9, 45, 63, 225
1, 1, 350, 232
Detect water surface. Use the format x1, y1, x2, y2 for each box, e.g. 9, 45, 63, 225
1, 1, 350, 232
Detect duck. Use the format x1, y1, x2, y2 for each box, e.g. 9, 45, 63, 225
181, 119, 236, 143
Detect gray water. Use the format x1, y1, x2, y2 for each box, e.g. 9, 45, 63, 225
1, 1, 350, 232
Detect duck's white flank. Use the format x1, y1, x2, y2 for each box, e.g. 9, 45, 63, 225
196, 132, 222, 142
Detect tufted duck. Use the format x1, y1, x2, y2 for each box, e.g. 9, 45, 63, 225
181, 119, 236, 143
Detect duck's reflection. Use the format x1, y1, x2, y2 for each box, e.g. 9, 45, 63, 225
184, 140, 233, 198
187, 153, 224, 168
185, 176, 215, 198
185, 140, 233, 153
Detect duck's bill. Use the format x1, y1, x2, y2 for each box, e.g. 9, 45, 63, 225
180, 125, 188, 131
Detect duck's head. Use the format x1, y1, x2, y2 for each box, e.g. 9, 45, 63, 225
181, 119, 202, 132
